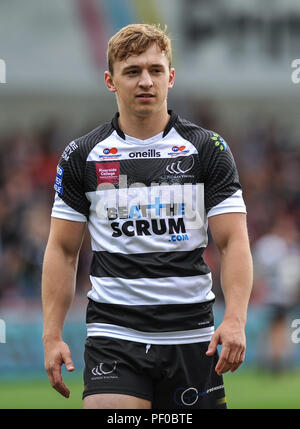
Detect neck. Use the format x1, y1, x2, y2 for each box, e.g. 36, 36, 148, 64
117, 107, 170, 140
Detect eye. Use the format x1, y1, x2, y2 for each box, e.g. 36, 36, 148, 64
126, 70, 138, 75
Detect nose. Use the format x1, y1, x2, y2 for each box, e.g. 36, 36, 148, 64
138, 70, 153, 88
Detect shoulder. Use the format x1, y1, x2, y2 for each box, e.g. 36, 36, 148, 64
174, 115, 224, 153
75, 120, 114, 146
61, 120, 114, 163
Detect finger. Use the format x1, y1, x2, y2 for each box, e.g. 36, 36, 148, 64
51, 363, 70, 398
230, 362, 241, 373
218, 345, 245, 374
226, 346, 240, 368
217, 362, 232, 375
52, 377, 70, 398
62, 347, 75, 372
229, 357, 242, 373
230, 348, 246, 372
206, 334, 219, 356
46, 367, 55, 391
215, 345, 230, 375
215, 343, 243, 375
217, 349, 241, 375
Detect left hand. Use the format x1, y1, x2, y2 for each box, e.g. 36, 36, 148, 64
206, 319, 246, 375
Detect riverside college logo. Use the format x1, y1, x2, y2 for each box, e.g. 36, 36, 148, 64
96, 162, 120, 185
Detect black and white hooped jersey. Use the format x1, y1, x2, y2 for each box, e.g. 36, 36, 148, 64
51, 111, 246, 345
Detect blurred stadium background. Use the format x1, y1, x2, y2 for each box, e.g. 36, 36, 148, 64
1, 0, 300, 409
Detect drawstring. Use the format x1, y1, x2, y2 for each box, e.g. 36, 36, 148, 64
146, 344, 151, 354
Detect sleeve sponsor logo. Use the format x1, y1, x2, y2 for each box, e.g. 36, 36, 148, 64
54, 165, 64, 195
61, 141, 79, 161
211, 133, 228, 151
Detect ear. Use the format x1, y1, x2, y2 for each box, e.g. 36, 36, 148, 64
104, 71, 117, 93
168, 67, 175, 89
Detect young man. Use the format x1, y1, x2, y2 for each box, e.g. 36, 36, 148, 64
42, 24, 253, 409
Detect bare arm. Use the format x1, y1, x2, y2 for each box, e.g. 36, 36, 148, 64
42, 217, 86, 397
206, 213, 253, 375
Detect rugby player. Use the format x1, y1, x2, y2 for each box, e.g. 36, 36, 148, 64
42, 23, 253, 409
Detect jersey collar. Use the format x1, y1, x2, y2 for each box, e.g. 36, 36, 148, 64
111, 110, 178, 140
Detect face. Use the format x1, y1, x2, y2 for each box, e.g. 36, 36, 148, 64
105, 43, 175, 118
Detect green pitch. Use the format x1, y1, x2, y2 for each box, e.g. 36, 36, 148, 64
0, 369, 300, 409
224, 369, 300, 409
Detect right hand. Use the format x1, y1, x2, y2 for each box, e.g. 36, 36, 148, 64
43, 338, 75, 398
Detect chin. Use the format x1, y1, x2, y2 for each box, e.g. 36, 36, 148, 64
135, 104, 163, 117
134, 108, 156, 118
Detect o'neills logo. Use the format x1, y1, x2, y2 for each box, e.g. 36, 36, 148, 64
128, 149, 161, 158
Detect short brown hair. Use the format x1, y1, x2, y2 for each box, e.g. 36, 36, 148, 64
107, 23, 172, 74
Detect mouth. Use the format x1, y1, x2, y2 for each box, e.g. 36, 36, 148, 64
136, 93, 155, 100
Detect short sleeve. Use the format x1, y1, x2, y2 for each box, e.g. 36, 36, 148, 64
203, 132, 245, 214
51, 140, 90, 220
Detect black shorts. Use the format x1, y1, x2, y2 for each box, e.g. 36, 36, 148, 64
83, 336, 227, 409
